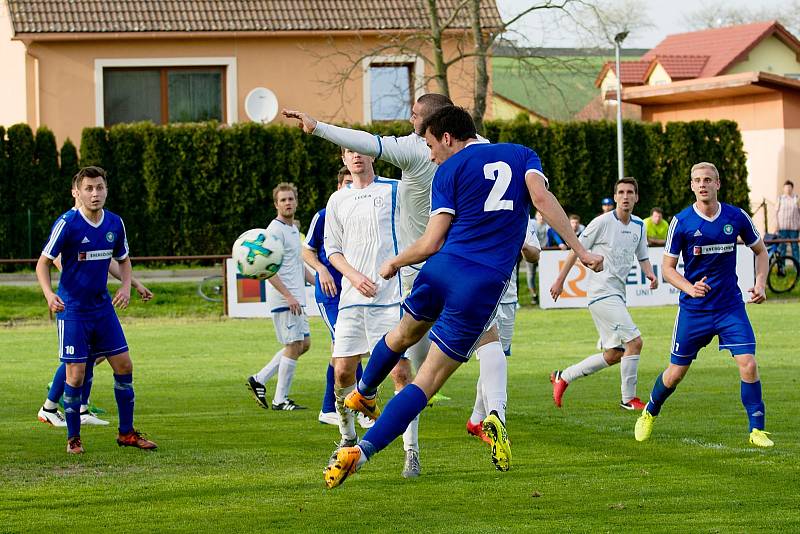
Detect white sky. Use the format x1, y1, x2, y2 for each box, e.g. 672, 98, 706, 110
496, 0, 791, 49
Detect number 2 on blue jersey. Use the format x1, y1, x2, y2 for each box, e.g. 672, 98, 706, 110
483, 161, 513, 212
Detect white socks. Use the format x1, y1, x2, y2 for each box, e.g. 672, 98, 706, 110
44, 399, 59, 410
255, 349, 284, 384
620, 355, 640, 402
273, 356, 297, 405
335, 384, 357, 442
407, 336, 431, 374
396, 390, 420, 452
561, 352, 609, 384
470, 375, 486, 425
476, 341, 507, 423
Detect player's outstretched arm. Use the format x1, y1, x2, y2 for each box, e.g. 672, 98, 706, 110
550, 250, 578, 302
111, 257, 132, 310
663, 255, 709, 297
525, 171, 603, 272
36, 255, 64, 313
748, 239, 768, 303
379, 213, 452, 279
282, 109, 382, 159
328, 252, 376, 298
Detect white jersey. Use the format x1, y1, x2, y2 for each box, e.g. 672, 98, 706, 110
501, 223, 541, 304
578, 211, 648, 303
324, 177, 403, 309
265, 219, 306, 312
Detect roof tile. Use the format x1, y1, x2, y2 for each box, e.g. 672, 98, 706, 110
7, 0, 502, 34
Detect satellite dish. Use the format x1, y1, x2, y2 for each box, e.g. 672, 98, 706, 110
245, 87, 279, 123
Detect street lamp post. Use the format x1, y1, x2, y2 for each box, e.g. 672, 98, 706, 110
614, 31, 629, 182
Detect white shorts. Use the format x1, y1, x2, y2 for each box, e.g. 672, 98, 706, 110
401, 268, 420, 296
588, 296, 640, 351
333, 305, 402, 358
271, 310, 310, 345
492, 302, 517, 355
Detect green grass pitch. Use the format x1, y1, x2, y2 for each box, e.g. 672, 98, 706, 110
2, 303, 799, 532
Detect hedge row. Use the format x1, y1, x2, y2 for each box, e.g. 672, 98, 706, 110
0, 118, 749, 259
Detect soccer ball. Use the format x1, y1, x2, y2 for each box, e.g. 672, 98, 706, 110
232, 229, 283, 280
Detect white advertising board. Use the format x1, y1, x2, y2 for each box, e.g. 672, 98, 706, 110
225, 258, 320, 318
538, 246, 755, 309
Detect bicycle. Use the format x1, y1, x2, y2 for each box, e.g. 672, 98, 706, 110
765, 235, 799, 294
197, 275, 225, 302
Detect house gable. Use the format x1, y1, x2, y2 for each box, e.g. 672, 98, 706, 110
725, 35, 800, 78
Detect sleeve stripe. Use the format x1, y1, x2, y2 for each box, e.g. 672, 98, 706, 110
375, 134, 383, 160
740, 208, 761, 240
526, 168, 549, 189
430, 207, 455, 216
305, 212, 320, 245
42, 219, 66, 257
664, 216, 680, 254
119, 218, 130, 258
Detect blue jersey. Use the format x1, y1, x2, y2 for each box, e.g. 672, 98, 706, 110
42, 208, 129, 319
665, 202, 760, 311
303, 208, 343, 306
430, 142, 541, 276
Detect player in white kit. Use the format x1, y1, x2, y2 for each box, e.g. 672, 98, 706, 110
323, 147, 421, 477
549, 178, 657, 410
467, 225, 541, 443
247, 183, 315, 411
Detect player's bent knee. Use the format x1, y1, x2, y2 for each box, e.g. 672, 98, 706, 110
735, 354, 759, 381
107, 352, 133, 374
627, 336, 643, 354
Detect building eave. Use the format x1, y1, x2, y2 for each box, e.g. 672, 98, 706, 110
618, 71, 800, 105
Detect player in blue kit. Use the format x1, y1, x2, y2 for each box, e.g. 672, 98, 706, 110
36, 166, 157, 454
635, 162, 773, 447
323, 107, 603, 488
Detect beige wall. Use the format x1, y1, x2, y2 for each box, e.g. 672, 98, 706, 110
647, 63, 671, 86
641, 92, 783, 130
23, 33, 479, 146
726, 35, 800, 77
0, 0, 27, 126
492, 97, 543, 122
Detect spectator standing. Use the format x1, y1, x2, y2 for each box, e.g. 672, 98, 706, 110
776, 180, 800, 262
644, 207, 669, 246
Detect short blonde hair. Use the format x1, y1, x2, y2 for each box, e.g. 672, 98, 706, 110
272, 182, 298, 203
690, 162, 719, 180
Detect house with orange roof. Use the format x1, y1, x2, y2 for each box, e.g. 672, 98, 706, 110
595, 21, 800, 230
0, 0, 500, 147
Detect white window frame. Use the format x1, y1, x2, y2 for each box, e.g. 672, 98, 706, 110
362, 55, 425, 123
94, 57, 238, 126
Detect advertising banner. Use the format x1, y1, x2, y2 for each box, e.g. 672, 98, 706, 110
226, 258, 319, 318
538, 246, 755, 309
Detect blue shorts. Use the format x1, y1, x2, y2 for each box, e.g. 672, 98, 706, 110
670, 303, 756, 365
317, 301, 339, 341
57, 313, 129, 364
402, 253, 509, 363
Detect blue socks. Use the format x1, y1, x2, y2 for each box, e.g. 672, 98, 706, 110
645, 372, 676, 417
322, 364, 336, 413
63, 383, 82, 438
358, 336, 404, 397
322, 362, 364, 413
113, 374, 135, 434
47, 363, 67, 404
741, 380, 765, 431
81, 359, 96, 406
359, 384, 427, 459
